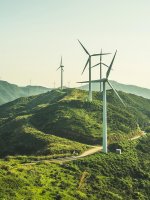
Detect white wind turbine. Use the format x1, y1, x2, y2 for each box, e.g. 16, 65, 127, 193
57, 56, 64, 90
78, 50, 126, 153
92, 49, 111, 92
78, 40, 110, 101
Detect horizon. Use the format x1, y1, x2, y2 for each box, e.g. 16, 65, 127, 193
0, 0, 150, 88
0, 79, 150, 90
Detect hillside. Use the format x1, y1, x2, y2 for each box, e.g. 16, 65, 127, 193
0, 88, 150, 199
0, 134, 149, 199
79, 80, 150, 99
0, 80, 51, 105
0, 88, 150, 157
0, 115, 88, 158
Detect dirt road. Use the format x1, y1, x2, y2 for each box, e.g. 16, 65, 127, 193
130, 131, 146, 141
23, 132, 146, 165
77, 146, 102, 158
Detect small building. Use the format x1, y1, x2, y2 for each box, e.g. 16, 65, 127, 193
116, 149, 122, 154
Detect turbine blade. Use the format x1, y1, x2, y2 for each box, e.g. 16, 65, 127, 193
101, 63, 113, 71
101, 63, 109, 68
107, 80, 126, 106
81, 58, 89, 75
92, 62, 100, 68
77, 78, 105, 84
92, 53, 111, 56
78, 40, 90, 56
106, 50, 117, 78
91, 79, 105, 83
77, 80, 90, 84
56, 66, 61, 71
92, 62, 109, 68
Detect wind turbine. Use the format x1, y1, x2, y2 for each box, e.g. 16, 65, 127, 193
78, 40, 110, 101
57, 56, 64, 90
92, 49, 111, 92
78, 50, 126, 153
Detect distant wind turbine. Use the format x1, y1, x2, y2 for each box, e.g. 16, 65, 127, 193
92, 49, 111, 92
78, 40, 110, 101
57, 56, 64, 90
78, 50, 126, 153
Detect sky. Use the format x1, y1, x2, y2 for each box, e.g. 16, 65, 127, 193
0, 0, 150, 88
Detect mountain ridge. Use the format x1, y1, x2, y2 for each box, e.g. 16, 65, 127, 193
79, 80, 150, 99
0, 80, 150, 105
0, 80, 51, 105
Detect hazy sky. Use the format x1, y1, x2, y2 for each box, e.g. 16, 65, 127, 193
0, 0, 150, 88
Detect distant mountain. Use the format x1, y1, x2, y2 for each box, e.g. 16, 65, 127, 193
79, 80, 150, 99
0, 80, 51, 105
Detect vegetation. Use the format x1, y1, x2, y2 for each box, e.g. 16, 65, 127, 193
0, 88, 149, 199
0, 80, 50, 105
0, 135, 149, 199
0, 115, 88, 157
0, 88, 150, 157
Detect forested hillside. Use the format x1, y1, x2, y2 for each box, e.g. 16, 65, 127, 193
0, 134, 149, 199
0, 88, 150, 199
0, 88, 149, 157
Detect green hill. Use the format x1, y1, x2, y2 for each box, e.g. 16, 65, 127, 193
0, 133, 149, 199
0, 88, 150, 157
0, 88, 150, 199
0, 115, 88, 157
80, 80, 150, 99
0, 80, 51, 105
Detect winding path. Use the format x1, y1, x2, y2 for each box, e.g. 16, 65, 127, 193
50, 146, 102, 163
52, 131, 146, 163
130, 131, 146, 141
23, 132, 146, 165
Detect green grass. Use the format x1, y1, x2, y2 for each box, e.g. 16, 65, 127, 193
0, 134, 149, 199
0, 88, 149, 157
0, 88, 149, 199
0, 115, 88, 157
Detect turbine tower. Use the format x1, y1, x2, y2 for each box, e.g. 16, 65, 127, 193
78, 50, 126, 153
78, 40, 110, 101
57, 56, 64, 90
92, 49, 111, 92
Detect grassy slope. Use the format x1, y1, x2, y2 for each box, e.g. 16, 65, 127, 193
0, 88, 149, 199
0, 88, 150, 157
0, 115, 88, 157
0, 134, 149, 200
